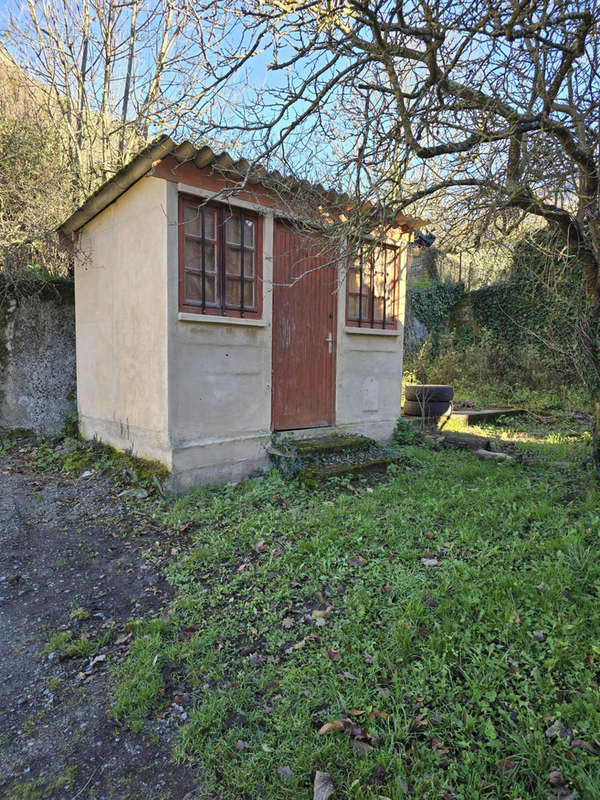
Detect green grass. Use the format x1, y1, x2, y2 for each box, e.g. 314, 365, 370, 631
43, 630, 112, 659
111, 420, 600, 799
0, 428, 169, 492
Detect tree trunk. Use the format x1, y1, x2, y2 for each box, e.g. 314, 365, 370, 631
576, 304, 600, 468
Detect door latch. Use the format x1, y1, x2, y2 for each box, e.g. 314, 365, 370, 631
325, 332, 334, 354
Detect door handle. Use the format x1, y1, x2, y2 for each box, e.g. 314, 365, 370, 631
325, 333, 334, 354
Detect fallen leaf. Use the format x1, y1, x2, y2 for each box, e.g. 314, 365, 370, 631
290, 633, 316, 651
254, 540, 268, 553
546, 768, 577, 800
532, 629, 546, 642
420, 558, 440, 567
496, 758, 516, 776
423, 531, 435, 539
325, 648, 341, 661
348, 555, 366, 567
410, 713, 428, 731
313, 771, 334, 800
235, 739, 249, 750
318, 720, 345, 735
370, 763, 387, 785
570, 738, 598, 754
282, 617, 294, 629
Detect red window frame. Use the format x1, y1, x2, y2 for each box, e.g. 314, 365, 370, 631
178, 195, 263, 319
346, 242, 400, 329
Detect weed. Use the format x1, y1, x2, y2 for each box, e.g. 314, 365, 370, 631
43, 631, 72, 655
70, 604, 91, 621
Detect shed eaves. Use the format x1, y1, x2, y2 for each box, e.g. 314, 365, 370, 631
59, 135, 425, 235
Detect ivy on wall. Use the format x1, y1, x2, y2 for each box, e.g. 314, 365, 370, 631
407, 279, 465, 348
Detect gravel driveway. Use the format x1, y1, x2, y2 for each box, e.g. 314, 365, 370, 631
0, 444, 201, 799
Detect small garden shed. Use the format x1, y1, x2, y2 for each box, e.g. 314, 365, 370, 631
60, 136, 422, 489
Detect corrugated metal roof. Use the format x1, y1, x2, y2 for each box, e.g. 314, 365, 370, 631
59, 135, 425, 235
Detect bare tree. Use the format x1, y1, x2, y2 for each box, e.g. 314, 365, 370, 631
191, 0, 600, 464
3, 0, 223, 199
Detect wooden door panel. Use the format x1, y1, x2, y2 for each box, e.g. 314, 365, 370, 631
272, 222, 336, 430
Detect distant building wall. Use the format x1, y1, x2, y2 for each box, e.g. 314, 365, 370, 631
0, 282, 76, 435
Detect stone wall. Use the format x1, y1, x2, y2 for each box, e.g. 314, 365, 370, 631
403, 293, 429, 356
0, 281, 76, 435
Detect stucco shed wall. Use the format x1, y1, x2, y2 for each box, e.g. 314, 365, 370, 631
334, 242, 408, 441
164, 181, 273, 490
75, 176, 170, 465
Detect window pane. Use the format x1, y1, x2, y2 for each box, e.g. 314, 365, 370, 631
374, 295, 384, 320
204, 210, 216, 240
226, 215, 254, 247
185, 239, 215, 271
226, 278, 254, 309
362, 295, 370, 319
184, 272, 217, 305
243, 219, 254, 247
183, 205, 216, 239
349, 268, 361, 291
183, 204, 202, 237
226, 245, 241, 274
348, 294, 360, 319
244, 248, 254, 276
225, 216, 241, 244
225, 246, 254, 276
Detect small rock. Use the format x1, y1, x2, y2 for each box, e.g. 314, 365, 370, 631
532, 630, 546, 642
278, 765, 293, 779
313, 771, 335, 800
420, 558, 440, 567
80, 470, 93, 478
350, 738, 374, 756
235, 739, 249, 749
545, 720, 572, 740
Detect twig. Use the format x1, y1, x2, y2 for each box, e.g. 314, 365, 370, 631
70, 768, 99, 800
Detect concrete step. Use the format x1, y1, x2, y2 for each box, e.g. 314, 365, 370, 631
451, 408, 527, 425
297, 455, 396, 486
272, 432, 375, 459
269, 430, 393, 483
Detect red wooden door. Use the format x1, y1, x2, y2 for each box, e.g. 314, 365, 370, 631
272, 221, 337, 430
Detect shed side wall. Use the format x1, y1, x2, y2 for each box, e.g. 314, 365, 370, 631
334, 239, 408, 440
75, 176, 170, 465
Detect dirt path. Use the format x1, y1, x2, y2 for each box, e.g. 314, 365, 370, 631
0, 447, 201, 799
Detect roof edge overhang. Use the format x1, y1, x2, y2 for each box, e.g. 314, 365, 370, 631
60, 135, 175, 236
59, 135, 426, 236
